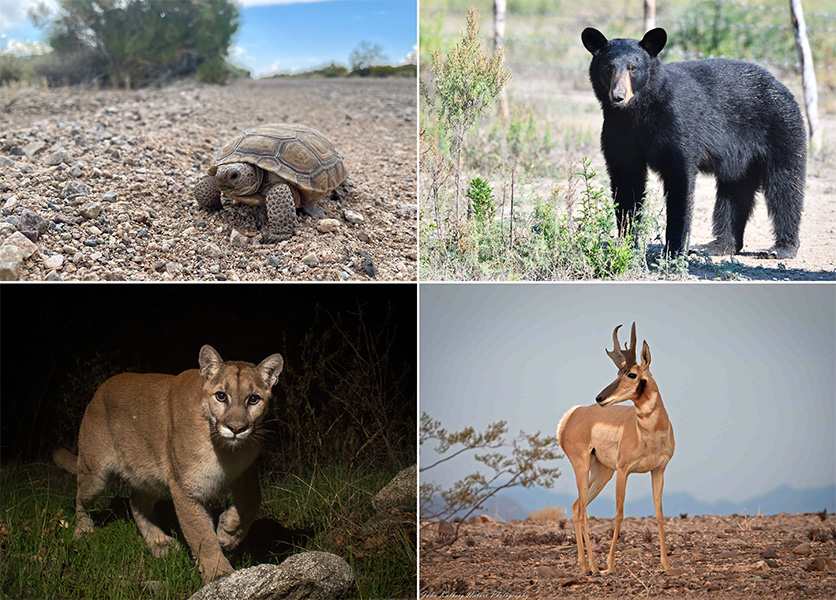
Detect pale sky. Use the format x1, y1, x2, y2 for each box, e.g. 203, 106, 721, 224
420, 283, 836, 507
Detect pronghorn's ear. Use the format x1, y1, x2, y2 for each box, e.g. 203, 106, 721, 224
641, 340, 651, 367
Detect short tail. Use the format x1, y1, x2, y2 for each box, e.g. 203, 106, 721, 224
557, 405, 582, 448
53, 448, 78, 474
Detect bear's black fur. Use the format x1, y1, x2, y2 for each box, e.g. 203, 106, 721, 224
581, 27, 806, 257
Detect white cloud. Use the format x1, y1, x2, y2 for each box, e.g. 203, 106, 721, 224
0, 0, 56, 31
399, 44, 417, 66
0, 38, 51, 56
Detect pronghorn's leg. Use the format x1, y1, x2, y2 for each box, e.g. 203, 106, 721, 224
605, 469, 628, 573
570, 452, 593, 574
651, 466, 671, 572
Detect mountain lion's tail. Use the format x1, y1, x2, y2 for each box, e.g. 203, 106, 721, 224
53, 448, 78, 474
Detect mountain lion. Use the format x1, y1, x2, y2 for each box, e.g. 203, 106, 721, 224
54, 345, 283, 583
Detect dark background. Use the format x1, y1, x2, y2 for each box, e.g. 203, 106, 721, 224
0, 283, 416, 469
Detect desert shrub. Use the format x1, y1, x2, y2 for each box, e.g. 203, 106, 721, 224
466, 176, 496, 223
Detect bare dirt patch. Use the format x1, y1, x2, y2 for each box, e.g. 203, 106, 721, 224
420, 513, 836, 599
0, 77, 416, 281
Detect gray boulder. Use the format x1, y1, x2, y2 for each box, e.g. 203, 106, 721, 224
371, 464, 416, 513
189, 552, 354, 600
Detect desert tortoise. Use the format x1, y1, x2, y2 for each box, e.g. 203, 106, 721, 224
194, 123, 347, 242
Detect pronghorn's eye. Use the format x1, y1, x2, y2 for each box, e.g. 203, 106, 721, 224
215, 391, 228, 402
627, 373, 638, 379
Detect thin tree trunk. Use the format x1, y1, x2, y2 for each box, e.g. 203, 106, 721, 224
644, 0, 656, 32
789, 0, 822, 152
494, 0, 509, 124
509, 165, 515, 248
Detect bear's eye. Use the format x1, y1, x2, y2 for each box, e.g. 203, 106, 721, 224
215, 391, 228, 403
628, 64, 637, 72
247, 395, 261, 406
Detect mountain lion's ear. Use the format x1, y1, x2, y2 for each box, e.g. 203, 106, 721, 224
258, 353, 284, 389
199, 345, 224, 380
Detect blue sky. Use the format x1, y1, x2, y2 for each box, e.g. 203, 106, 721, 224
0, 0, 417, 76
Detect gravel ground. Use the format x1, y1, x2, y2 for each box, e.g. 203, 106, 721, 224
0, 77, 416, 281
420, 513, 836, 599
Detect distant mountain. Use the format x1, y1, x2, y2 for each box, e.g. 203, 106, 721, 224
424, 484, 836, 521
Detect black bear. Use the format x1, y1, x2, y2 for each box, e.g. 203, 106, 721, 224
581, 27, 806, 258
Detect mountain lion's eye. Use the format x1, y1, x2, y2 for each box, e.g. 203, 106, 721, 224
247, 395, 261, 406
215, 391, 228, 402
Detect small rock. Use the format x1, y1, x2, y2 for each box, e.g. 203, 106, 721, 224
356, 230, 371, 243
726, 538, 747, 547
9, 145, 23, 156
291, 264, 307, 275
69, 165, 83, 178
343, 209, 364, 224
317, 218, 341, 233
752, 560, 771, 573
43, 254, 64, 270
165, 262, 183, 277
362, 256, 376, 278
43, 149, 71, 166
182, 226, 196, 236
23, 140, 47, 157
792, 542, 811, 555
61, 181, 91, 200
0, 222, 17, 238
3, 231, 38, 258
101, 191, 118, 203
706, 582, 722, 591
204, 243, 223, 258
559, 577, 580, 587
2, 195, 18, 210
230, 229, 249, 248
765, 559, 780, 568
807, 557, 836, 572
761, 549, 778, 559
537, 565, 558, 577
438, 520, 455, 537
0, 245, 26, 280
301, 253, 319, 265
0, 156, 14, 167
78, 202, 102, 219
19, 209, 49, 239
265, 255, 282, 268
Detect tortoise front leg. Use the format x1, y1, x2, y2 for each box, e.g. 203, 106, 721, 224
263, 183, 297, 243
194, 176, 222, 210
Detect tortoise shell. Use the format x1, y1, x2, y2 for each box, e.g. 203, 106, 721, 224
207, 123, 347, 206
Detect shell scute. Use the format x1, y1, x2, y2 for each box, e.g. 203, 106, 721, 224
210, 123, 346, 205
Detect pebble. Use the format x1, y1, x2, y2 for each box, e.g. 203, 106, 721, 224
204, 243, 223, 258
61, 181, 91, 199
101, 191, 118, 203
43, 255, 64, 270
357, 230, 371, 243
0, 245, 26, 280
792, 542, 811, 555
165, 262, 182, 277
362, 256, 377, 278
301, 252, 319, 265
344, 209, 364, 224
23, 140, 46, 157
3, 231, 38, 258
806, 557, 836, 572
266, 255, 281, 268
230, 229, 249, 248
2, 196, 19, 210
43, 149, 71, 166
19, 209, 49, 239
317, 218, 341, 233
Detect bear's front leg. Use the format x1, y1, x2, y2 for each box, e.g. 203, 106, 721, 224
601, 136, 648, 237
169, 481, 233, 584
661, 165, 697, 255
216, 463, 261, 550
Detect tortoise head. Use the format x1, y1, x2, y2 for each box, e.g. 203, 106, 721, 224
215, 163, 262, 196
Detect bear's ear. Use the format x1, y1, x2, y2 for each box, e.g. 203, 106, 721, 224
640, 28, 667, 57
582, 28, 608, 55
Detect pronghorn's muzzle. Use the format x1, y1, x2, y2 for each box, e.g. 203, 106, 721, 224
596, 377, 620, 405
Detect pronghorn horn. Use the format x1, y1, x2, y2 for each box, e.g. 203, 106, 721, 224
606, 323, 638, 368
606, 324, 626, 367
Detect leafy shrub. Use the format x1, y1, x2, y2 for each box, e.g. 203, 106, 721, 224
466, 177, 496, 223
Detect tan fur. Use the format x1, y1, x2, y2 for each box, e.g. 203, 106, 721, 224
558, 324, 674, 576
57, 345, 283, 584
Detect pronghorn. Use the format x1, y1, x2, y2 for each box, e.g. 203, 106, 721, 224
557, 322, 675, 575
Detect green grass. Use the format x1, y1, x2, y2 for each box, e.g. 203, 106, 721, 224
0, 462, 415, 599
